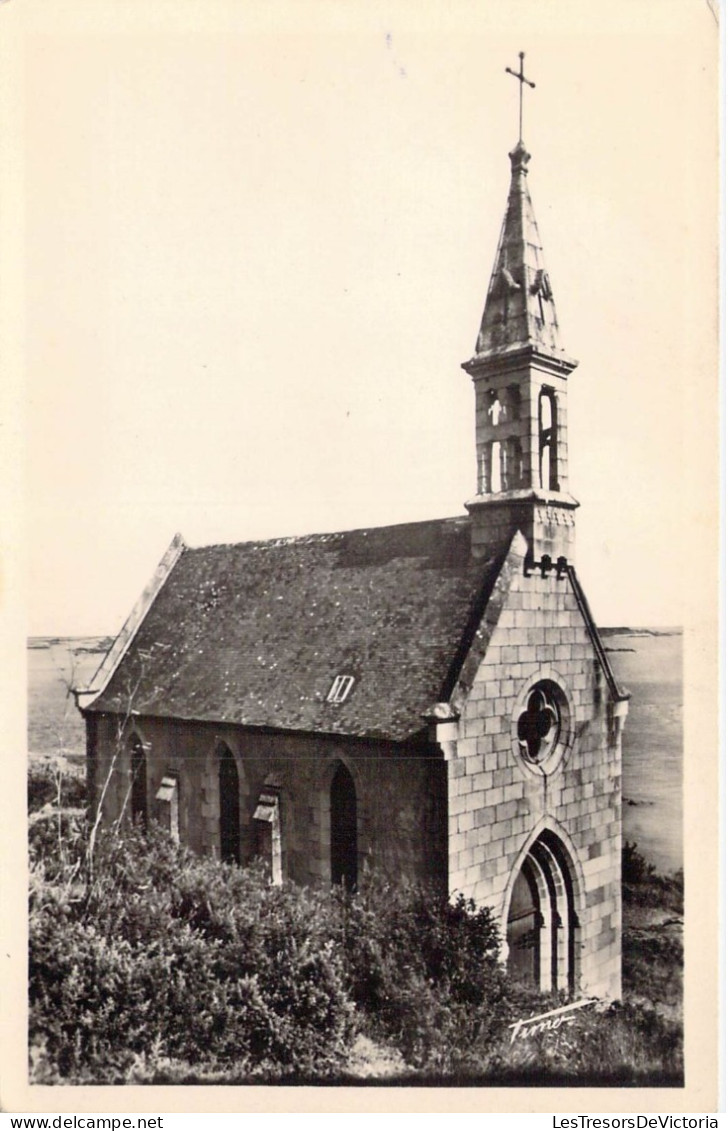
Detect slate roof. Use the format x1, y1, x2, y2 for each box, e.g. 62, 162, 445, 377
87, 516, 510, 742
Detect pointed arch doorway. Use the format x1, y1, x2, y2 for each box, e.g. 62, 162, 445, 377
506, 830, 580, 994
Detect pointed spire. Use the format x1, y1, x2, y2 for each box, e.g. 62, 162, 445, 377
471, 142, 569, 361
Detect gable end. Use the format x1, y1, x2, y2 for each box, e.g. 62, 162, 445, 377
74, 533, 186, 712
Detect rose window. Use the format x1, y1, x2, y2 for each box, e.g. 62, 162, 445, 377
517, 684, 561, 765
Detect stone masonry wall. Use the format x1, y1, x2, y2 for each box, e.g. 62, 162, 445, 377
446, 563, 622, 999
88, 714, 448, 893
469, 498, 576, 563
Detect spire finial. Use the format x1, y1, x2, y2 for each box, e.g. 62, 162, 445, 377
505, 51, 536, 143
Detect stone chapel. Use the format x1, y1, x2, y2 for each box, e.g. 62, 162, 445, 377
77, 118, 629, 999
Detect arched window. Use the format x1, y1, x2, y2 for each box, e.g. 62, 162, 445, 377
539, 388, 559, 490
506, 831, 580, 993
129, 734, 147, 828
490, 440, 502, 493
478, 449, 489, 494
502, 436, 522, 491
330, 762, 357, 888
218, 745, 240, 864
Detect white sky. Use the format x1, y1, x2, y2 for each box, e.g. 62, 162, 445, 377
14, 0, 719, 635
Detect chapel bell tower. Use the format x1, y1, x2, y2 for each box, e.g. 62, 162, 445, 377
464, 55, 579, 569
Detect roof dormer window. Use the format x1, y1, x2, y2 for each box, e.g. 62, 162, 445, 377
327, 674, 355, 704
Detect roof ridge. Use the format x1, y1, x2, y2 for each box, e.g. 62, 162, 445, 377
185, 513, 470, 553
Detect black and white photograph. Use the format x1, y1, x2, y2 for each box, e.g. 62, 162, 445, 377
3, 0, 720, 1113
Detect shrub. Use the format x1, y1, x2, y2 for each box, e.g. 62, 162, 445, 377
336, 876, 545, 1072
29, 809, 684, 1084
29, 822, 547, 1082
29, 824, 355, 1082
622, 842, 683, 913
622, 841, 655, 885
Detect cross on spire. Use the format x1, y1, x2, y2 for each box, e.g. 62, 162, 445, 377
505, 51, 535, 142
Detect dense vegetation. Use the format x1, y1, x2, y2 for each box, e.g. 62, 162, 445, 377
622, 841, 684, 1016
28, 767, 683, 1085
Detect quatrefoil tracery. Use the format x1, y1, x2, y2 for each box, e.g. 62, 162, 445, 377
517, 686, 560, 764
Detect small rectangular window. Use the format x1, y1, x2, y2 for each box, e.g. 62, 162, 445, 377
327, 674, 355, 703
